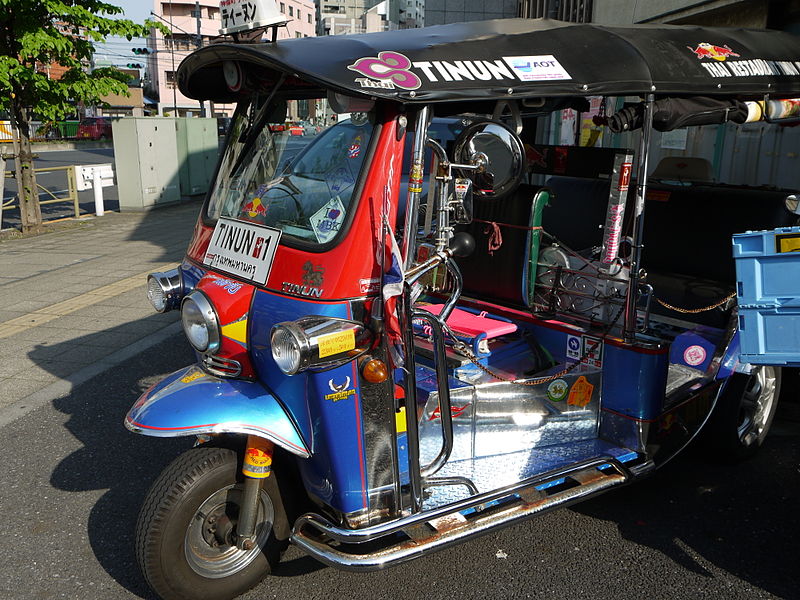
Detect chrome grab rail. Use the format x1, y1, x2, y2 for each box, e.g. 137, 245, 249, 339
293, 455, 634, 545
411, 310, 454, 479
400, 284, 424, 513
400, 254, 465, 512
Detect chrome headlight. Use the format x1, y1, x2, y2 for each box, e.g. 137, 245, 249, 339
181, 290, 220, 354
147, 268, 183, 313
271, 317, 373, 375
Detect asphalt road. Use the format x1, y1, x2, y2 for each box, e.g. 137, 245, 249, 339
0, 330, 797, 600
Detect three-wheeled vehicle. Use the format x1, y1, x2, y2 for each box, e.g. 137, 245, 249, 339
127, 17, 800, 600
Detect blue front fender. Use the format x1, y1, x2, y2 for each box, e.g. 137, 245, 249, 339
125, 365, 311, 458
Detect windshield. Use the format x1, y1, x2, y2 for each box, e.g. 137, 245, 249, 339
207, 102, 374, 246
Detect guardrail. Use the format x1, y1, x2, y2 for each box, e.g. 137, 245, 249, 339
1, 120, 81, 141
1, 165, 80, 229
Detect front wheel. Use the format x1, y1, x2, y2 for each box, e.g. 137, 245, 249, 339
136, 445, 290, 600
702, 365, 781, 461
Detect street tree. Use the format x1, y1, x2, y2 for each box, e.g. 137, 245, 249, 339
0, 1, 160, 232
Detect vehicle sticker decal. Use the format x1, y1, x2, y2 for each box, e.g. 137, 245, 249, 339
566, 335, 581, 361
204, 218, 281, 285
326, 165, 355, 196
688, 43, 740, 61
502, 55, 572, 81
302, 261, 325, 288
324, 376, 356, 402
180, 370, 205, 384
348, 51, 421, 90
309, 195, 346, 244
211, 278, 244, 294
683, 344, 707, 367
316, 329, 356, 358
546, 378, 569, 402
242, 183, 270, 218
581, 335, 603, 368
348, 135, 362, 158
567, 375, 594, 407
221, 314, 248, 347
282, 261, 325, 299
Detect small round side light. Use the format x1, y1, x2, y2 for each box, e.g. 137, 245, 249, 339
362, 358, 389, 383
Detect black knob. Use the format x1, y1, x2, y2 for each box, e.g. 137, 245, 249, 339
449, 232, 475, 258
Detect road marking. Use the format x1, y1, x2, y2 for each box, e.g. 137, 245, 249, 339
0, 262, 176, 340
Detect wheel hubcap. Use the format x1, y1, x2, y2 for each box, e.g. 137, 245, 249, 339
185, 483, 275, 579
737, 366, 777, 446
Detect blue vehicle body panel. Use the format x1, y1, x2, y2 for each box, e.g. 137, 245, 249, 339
525, 322, 669, 420
125, 365, 310, 457
249, 289, 370, 514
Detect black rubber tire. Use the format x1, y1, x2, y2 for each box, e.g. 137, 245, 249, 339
702, 365, 781, 462
135, 445, 290, 600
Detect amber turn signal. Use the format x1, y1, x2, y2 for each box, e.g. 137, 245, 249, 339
362, 358, 389, 383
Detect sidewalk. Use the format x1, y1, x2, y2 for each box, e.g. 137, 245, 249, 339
0, 202, 202, 425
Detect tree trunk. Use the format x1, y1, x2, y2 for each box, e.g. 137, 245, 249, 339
10, 104, 42, 234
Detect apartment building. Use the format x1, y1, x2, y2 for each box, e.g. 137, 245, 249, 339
148, 0, 315, 117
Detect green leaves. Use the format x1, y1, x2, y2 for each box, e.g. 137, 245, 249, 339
0, 0, 154, 119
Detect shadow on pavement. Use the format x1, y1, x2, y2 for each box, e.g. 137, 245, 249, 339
46, 329, 195, 598
572, 430, 799, 599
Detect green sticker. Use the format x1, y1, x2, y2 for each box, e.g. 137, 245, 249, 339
547, 379, 569, 402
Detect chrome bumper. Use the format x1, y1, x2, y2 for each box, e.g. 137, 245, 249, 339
291, 456, 634, 571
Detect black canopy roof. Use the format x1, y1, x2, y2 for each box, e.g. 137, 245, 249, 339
178, 18, 800, 103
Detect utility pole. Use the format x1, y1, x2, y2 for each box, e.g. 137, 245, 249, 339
195, 1, 206, 117
168, 0, 177, 116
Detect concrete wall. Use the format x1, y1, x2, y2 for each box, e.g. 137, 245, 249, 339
425, 0, 518, 26
592, 0, 763, 25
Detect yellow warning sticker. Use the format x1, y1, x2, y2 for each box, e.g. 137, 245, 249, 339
180, 371, 205, 384
395, 407, 407, 433
243, 448, 273, 478
776, 233, 800, 253
567, 376, 594, 407
317, 329, 356, 358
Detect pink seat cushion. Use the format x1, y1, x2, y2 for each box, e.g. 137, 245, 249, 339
421, 304, 517, 339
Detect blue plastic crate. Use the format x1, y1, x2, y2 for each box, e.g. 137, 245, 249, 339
738, 307, 800, 365
733, 226, 800, 366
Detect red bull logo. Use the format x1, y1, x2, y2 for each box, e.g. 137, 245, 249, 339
688, 42, 740, 62
242, 196, 268, 218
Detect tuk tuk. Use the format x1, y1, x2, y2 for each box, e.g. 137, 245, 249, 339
127, 17, 800, 600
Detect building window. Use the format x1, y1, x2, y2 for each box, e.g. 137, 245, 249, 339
165, 70, 177, 89
295, 31, 301, 37
297, 10, 301, 20
280, 2, 285, 13
289, 6, 293, 16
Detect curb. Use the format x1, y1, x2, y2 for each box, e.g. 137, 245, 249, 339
0, 321, 183, 430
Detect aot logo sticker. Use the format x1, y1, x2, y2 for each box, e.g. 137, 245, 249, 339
502, 55, 572, 81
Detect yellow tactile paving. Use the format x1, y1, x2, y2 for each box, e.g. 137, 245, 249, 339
0, 262, 176, 340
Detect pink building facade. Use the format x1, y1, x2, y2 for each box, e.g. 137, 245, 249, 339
148, 0, 315, 117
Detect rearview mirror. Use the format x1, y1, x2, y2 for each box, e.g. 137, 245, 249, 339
453, 121, 524, 200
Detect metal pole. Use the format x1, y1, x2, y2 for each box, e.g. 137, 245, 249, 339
195, 1, 205, 117
92, 168, 104, 216
169, 0, 178, 117
401, 106, 430, 269
623, 94, 655, 343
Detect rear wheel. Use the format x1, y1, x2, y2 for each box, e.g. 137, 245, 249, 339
136, 445, 289, 600
703, 365, 781, 461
